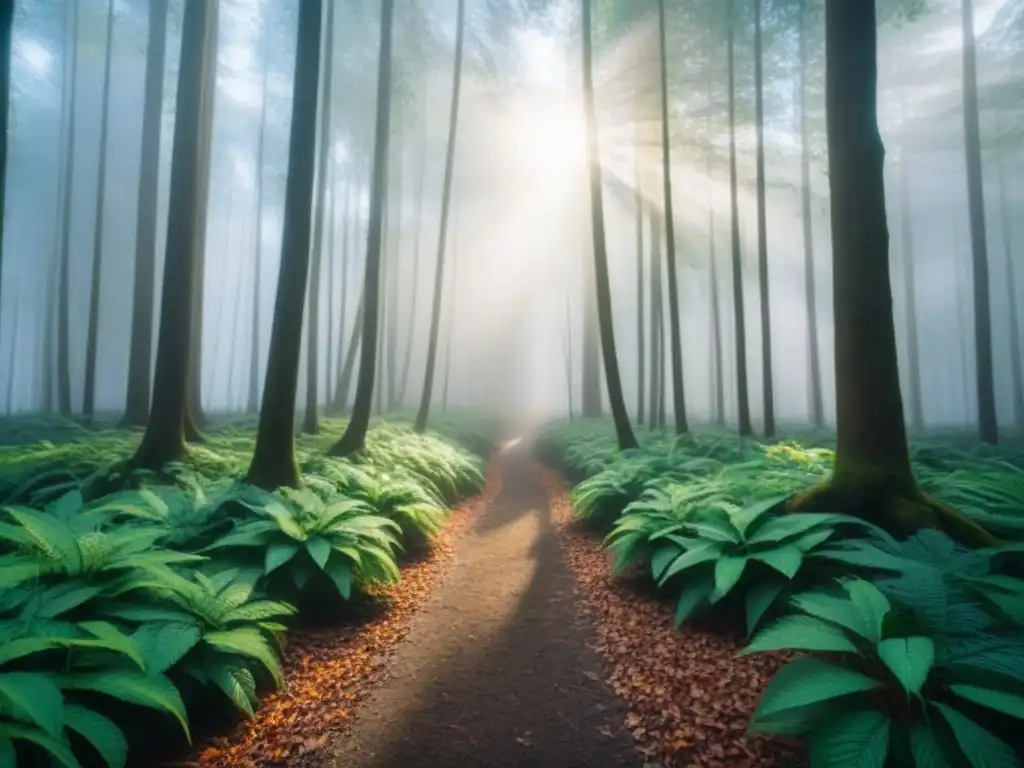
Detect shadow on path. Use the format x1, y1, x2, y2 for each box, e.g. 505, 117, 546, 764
328, 447, 638, 768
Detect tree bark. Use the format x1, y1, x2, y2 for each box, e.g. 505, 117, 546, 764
798, 0, 823, 428
414, 0, 465, 433
122, 0, 169, 427
128, 0, 218, 470
649, 210, 663, 428
302, 0, 336, 436
998, 163, 1023, 428
328, 0, 395, 457
583, 0, 638, 450
56, 0, 80, 417
635, 191, 645, 426
753, 0, 774, 437
656, 0, 687, 436
961, 0, 997, 444
246, 0, 324, 489
727, 0, 752, 436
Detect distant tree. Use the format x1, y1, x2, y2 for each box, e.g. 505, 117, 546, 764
752, 0, 774, 437
414, 0, 466, 433
582, 0, 638, 451
328, 0, 396, 457
247, 0, 324, 489
247, 39, 271, 415
897, 119, 923, 430
788, 0, 995, 548
123, 0, 170, 427
0, 0, 12, 318
129, 0, 219, 470
998, 163, 1023, 428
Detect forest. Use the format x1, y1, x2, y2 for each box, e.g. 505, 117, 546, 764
0, 0, 1022, 766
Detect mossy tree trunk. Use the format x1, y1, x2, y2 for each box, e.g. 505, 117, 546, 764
328, 0, 395, 457
56, 0, 79, 417
582, 0, 638, 451
414, 0, 465, 433
246, 0, 323, 490
753, 0, 774, 438
656, 0, 688, 436
82, 0, 115, 422
128, 0, 218, 470
123, 0, 169, 427
303, 0, 336, 436
789, 0, 996, 549
961, 0, 997, 444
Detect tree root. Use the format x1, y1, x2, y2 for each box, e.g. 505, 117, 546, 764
787, 474, 1003, 549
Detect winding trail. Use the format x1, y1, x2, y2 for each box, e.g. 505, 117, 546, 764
328, 446, 639, 767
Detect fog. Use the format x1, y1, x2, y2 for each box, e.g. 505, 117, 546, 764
1, 0, 1022, 434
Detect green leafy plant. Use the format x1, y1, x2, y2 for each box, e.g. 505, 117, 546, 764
743, 578, 1024, 768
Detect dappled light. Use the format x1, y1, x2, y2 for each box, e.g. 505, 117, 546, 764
0, 0, 1022, 766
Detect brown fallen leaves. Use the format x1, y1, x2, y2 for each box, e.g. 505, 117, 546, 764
540, 469, 803, 768
185, 460, 504, 768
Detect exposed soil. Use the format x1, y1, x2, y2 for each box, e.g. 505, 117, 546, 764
325, 447, 640, 768
541, 469, 803, 768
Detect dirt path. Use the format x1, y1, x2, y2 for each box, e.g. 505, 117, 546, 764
328, 447, 639, 768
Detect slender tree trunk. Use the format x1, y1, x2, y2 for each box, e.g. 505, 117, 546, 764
898, 133, 923, 430
961, 0, 997, 444
386, 132, 402, 411
581, 5, 637, 448
798, 0, 823, 428
246, 0, 323, 489
399, 113, 428, 404
581, 235, 602, 415
331, 172, 355, 412
128, 0, 218, 470
375, 195, 388, 415
328, 0, 395, 457
710, 209, 725, 425
656, 0, 687, 435
326, 163, 337, 400
998, 163, 1023, 428
752, 0, 774, 437
649, 211, 663, 428
335, 291, 364, 414
414, 0, 465, 433
5, 291, 18, 412
302, 0, 335, 435
0, 0, 13, 320
247, 34, 271, 415
56, 0, 80, 417
441, 196, 459, 412
635, 191, 645, 425
226, 221, 248, 407
122, 0, 169, 426
727, 0, 752, 436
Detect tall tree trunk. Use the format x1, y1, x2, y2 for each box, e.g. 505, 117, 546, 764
961, 0, 997, 444
4, 290, 18, 412
335, 291, 363, 415
656, 0, 687, 435
791, 0, 994, 548
56, 0, 80, 417
581, 237, 602, 415
128, 0, 218, 470
123, 0, 169, 426
375, 195, 388, 415
414, 0, 465, 433
709, 209, 725, 425
635, 191, 645, 426
649, 211, 663, 428
246, 0, 323, 489
399, 113, 427, 404
999, 163, 1023, 428
898, 134, 923, 430
302, 0, 335, 436
727, 0, 752, 436
331, 172, 355, 413
0, 0, 13, 319
328, 0, 395, 457
753, 0, 774, 437
582, 1, 637, 449
798, 0, 823, 428
326, 163, 337, 400
441, 196, 459, 413
247, 33, 271, 415
386, 132, 402, 411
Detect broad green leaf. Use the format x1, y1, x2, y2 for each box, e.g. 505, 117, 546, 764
131, 622, 202, 674
34, 583, 103, 619
950, 684, 1024, 719
78, 623, 145, 671
711, 555, 747, 603
660, 544, 723, 583
650, 544, 682, 581
0, 637, 62, 666
0, 558, 47, 589
63, 705, 127, 768
876, 637, 934, 696
265, 542, 300, 574
0, 738, 13, 767
751, 545, 803, 579
751, 657, 879, 724
205, 628, 283, 687
673, 577, 713, 628
261, 502, 306, 541
6, 508, 82, 574
932, 702, 1017, 768
809, 709, 890, 768
208, 665, 257, 718
748, 513, 841, 545
791, 590, 871, 641
0, 673, 64, 737
908, 725, 949, 768
845, 581, 890, 644
324, 559, 353, 600
0, 722, 78, 768
745, 580, 786, 635
61, 672, 189, 741
742, 615, 861, 656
